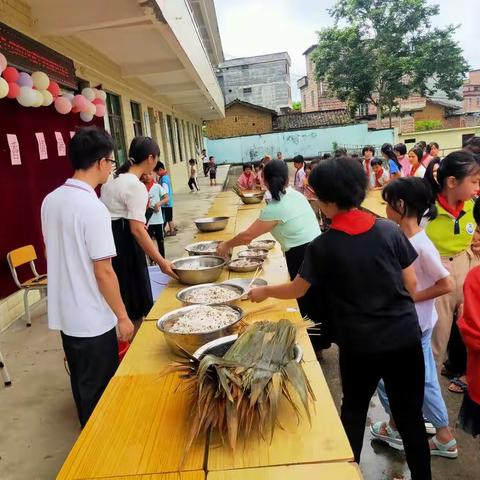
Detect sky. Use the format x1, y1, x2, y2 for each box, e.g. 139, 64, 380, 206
214, 0, 479, 101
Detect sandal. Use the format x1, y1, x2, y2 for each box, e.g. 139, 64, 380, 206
370, 421, 404, 450
430, 436, 458, 459
448, 377, 467, 394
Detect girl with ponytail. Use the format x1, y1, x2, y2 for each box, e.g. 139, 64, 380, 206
101, 136, 177, 323
423, 151, 480, 395
216, 160, 329, 351
381, 143, 402, 180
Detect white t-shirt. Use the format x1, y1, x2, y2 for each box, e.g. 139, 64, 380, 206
148, 183, 167, 226
41, 179, 117, 337
100, 173, 148, 223
409, 230, 450, 332
412, 164, 426, 178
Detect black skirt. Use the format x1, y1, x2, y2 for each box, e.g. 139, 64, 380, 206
284, 243, 332, 350
111, 219, 153, 320
458, 391, 480, 437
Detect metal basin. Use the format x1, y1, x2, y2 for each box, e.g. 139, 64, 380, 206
185, 240, 221, 256
240, 193, 264, 205
238, 249, 269, 260
228, 258, 264, 272
156, 304, 244, 355
249, 239, 276, 251
194, 216, 229, 232
171, 256, 226, 285
176, 282, 245, 306
193, 334, 303, 363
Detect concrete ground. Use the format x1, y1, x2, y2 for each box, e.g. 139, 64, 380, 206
1, 164, 479, 479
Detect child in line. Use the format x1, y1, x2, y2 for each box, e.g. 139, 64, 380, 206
249, 157, 431, 479
457, 197, 480, 438
293, 155, 306, 194
237, 163, 257, 190
146, 172, 169, 258
188, 158, 199, 192
208, 156, 217, 186
423, 152, 480, 393
370, 177, 457, 458
381, 143, 402, 180
408, 147, 427, 178
371, 158, 389, 189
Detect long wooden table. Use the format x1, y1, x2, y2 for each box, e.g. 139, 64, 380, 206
57, 191, 361, 480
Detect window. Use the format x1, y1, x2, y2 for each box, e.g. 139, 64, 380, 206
175, 118, 184, 161
166, 115, 177, 164
130, 102, 143, 136
147, 107, 157, 142
243, 87, 252, 94
404, 138, 416, 144
311, 91, 315, 108
303, 94, 306, 107
106, 92, 127, 166
241, 64, 249, 70
462, 133, 475, 146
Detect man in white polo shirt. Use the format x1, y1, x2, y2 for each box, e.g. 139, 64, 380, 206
41, 127, 134, 427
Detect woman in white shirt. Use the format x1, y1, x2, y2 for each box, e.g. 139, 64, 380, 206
101, 137, 176, 322
408, 147, 427, 178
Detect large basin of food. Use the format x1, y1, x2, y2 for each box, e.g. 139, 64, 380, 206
248, 239, 276, 251
185, 240, 221, 256
156, 304, 244, 354
176, 282, 245, 306
171, 255, 226, 285
194, 216, 229, 232
238, 249, 269, 260
239, 192, 264, 204
228, 258, 264, 272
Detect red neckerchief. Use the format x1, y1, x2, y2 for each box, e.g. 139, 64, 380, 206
437, 194, 464, 218
409, 163, 421, 177
374, 167, 384, 187
365, 159, 370, 177
146, 179, 155, 192
330, 209, 376, 235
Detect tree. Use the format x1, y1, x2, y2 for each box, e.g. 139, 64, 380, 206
292, 101, 302, 111
311, 0, 469, 127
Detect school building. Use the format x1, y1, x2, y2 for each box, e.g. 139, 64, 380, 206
0, 0, 225, 328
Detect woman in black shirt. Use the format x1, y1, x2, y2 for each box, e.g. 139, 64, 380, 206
249, 157, 431, 480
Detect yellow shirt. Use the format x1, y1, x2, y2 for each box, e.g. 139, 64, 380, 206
425, 199, 476, 257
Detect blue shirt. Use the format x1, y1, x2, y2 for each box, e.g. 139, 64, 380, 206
148, 184, 167, 226
160, 175, 173, 207
388, 159, 400, 176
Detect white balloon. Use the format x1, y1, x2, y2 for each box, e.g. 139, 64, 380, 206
31, 71, 50, 90
32, 90, 44, 107
82, 87, 96, 101
86, 102, 96, 115
64, 93, 74, 102
0, 53, 7, 73
17, 86, 37, 107
96, 89, 107, 101
80, 111, 94, 122
41, 90, 54, 106
0, 77, 8, 98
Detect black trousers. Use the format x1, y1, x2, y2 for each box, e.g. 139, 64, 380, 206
446, 317, 467, 376
285, 243, 332, 349
203, 163, 209, 176
61, 328, 118, 427
148, 224, 165, 257
339, 342, 431, 480
188, 178, 199, 191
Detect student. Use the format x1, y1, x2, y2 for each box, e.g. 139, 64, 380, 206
293, 155, 306, 194
394, 143, 411, 177
217, 160, 329, 351
188, 158, 200, 192
362, 145, 376, 188
416, 141, 429, 165
371, 177, 457, 458
303, 163, 316, 201
334, 147, 347, 157
208, 155, 217, 186
425, 142, 440, 164
381, 143, 402, 179
101, 137, 176, 323
457, 197, 480, 438
463, 136, 480, 155
371, 158, 389, 189
424, 151, 480, 394
146, 172, 169, 258
237, 163, 257, 190
249, 157, 431, 479
154, 161, 176, 237
201, 148, 209, 177
276, 151, 284, 160
41, 127, 134, 427
408, 147, 427, 178
253, 161, 265, 190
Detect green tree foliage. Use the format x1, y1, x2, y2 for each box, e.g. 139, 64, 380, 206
291, 101, 302, 111
415, 119, 443, 131
311, 0, 469, 125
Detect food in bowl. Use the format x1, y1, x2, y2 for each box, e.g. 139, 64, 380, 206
249, 240, 275, 250
229, 259, 261, 268
184, 285, 239, 304
168, 305, 238, 334
238, 249, 268, 258
176, 261, 209, 270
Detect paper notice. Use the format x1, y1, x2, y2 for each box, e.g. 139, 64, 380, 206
35, 132, 48, 160
6, 134, 21, 165
55, 131, 66, 156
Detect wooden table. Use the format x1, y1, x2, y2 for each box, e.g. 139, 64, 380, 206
361, 190, 387, 218
56, 190, 360, 480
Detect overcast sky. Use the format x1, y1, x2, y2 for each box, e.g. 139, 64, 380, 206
214, 0, 479, 101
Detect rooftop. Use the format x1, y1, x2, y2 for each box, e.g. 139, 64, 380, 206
219, 52, 291, 68
225, 99, 277, 115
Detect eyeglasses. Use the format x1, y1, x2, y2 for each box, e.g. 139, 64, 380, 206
104, 158, 116, 165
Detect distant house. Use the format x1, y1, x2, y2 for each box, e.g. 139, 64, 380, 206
463, 70, 480, 113
205, 99, 277, 139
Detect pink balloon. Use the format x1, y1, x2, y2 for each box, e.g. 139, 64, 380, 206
54, 96, 72, 114
92, 98, 105, 106
47, 81, 60, 98
72, 105, 81, 113
72, 94, 88, 111
2, 66, 19, 83
94, 104, 106, 117
7, 82, 20, 99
